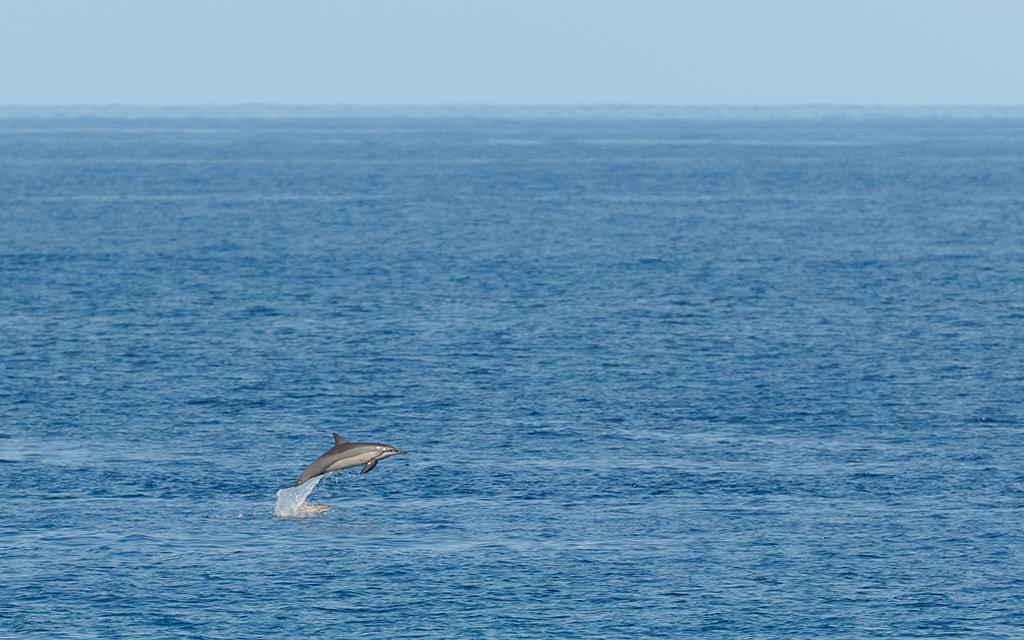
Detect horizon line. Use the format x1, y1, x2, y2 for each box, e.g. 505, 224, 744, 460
4, 102, 1024, 107
4, 104, 1024, 121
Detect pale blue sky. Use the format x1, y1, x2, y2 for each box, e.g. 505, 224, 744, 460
2, 0, 1022, 104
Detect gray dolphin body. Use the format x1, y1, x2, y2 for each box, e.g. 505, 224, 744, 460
291, 433, 403, 487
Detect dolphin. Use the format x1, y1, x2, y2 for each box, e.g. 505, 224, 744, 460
289, 433, 403, 487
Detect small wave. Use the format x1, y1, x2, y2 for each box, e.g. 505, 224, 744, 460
274, 476, 331, 518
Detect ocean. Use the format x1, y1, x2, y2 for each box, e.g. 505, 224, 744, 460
2, 107, 1023, 638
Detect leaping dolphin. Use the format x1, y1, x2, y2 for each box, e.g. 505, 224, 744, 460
290, 433, 403, 487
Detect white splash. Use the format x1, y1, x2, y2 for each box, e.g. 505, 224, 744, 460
274, 476, 332, 517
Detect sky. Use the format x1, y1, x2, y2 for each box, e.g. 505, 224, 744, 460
1, 0, 1022, 104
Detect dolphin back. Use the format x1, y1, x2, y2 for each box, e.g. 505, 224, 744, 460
294, 450, 339, 486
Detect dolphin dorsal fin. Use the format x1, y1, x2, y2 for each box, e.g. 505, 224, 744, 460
332, 433, 348, 446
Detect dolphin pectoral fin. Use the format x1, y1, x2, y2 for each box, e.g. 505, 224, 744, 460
361, 459, 378, 474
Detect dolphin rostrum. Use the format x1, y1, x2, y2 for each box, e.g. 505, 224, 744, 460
290, 433, 403, 487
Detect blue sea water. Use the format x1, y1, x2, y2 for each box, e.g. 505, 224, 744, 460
2, 108, 1024, 638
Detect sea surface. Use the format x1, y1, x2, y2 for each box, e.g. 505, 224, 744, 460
2, 108, 1023, 638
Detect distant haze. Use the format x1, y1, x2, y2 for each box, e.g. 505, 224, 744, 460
2, 0, 1022, 104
